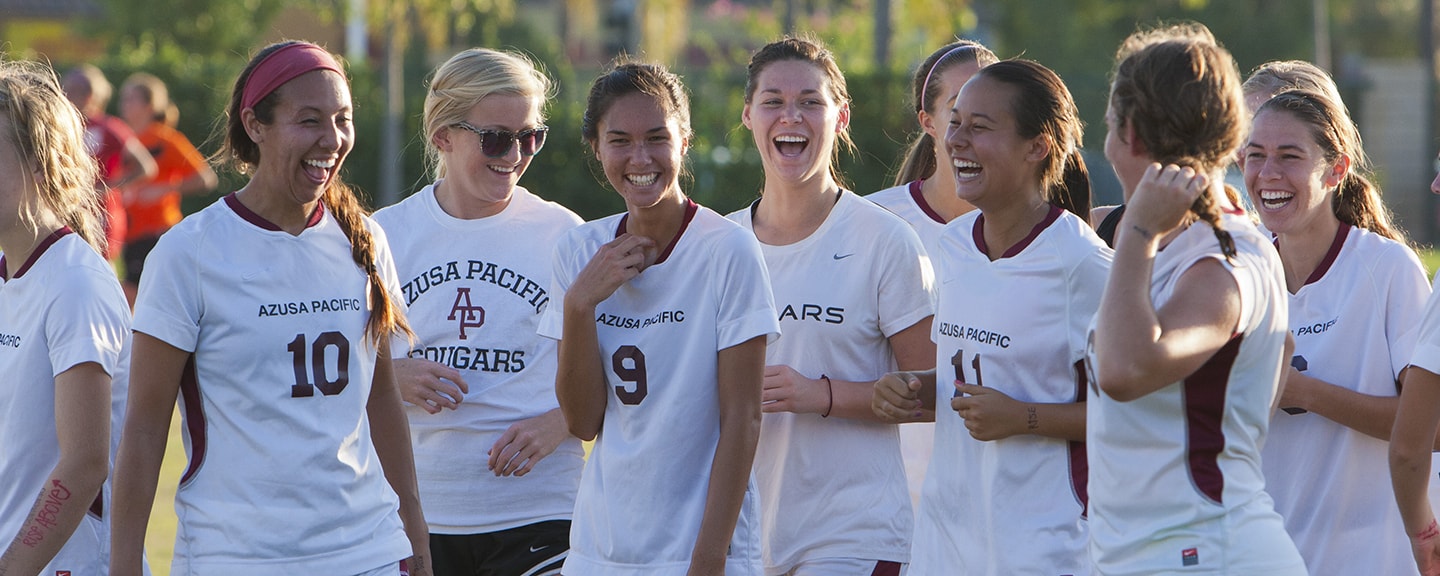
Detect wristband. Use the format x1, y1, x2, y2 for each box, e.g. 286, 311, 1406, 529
820, 375, 833, 418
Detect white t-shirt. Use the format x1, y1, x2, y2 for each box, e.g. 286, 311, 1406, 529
133, 194, 411, 575
867, 181, 947, 510
373, 183, 584, 534
0, 230, 129, 575
1261, 224, 1428, 573
912, 205, 1110, 576
730, 191, 930, 573
538, 200, 780, 576
1087, 211, 1305, 575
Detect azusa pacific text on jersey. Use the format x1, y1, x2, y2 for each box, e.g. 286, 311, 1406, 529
595, 310, 687, 329
256, 298, 364, 317
400, 259, 549, 314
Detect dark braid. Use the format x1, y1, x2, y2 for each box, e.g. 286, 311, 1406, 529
1191, 187, 1237, 260
322, 182, 412, 347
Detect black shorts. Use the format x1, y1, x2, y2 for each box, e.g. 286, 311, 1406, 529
430, 520, 570, 576
121, 234, 162, 284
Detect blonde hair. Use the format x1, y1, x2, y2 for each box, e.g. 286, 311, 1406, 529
0, 60, 105, 253
423, 48, 553, 180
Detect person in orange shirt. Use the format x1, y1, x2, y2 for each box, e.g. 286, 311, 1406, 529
118, 73, 217, 304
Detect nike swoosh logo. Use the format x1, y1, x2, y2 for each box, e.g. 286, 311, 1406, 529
529, 545, 549, 553
833, 253, 854, 260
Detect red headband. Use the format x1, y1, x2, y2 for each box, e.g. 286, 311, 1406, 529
241, 43, 343, 111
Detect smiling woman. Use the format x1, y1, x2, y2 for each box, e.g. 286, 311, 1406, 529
109, 40, 431, 576
729, 36, 934, 576
542, 60, 778, 576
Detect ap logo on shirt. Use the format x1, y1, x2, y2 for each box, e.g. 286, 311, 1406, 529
449, 287, 486, 339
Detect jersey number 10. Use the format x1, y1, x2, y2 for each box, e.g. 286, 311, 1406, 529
288, 332, 352, 397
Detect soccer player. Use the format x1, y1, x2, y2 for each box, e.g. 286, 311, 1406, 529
873, 58, 1107, 575
109, 41, 431, 576
731, 36, 932, 576
541, 60, 778, 576
0, 59, 129, 576
866, 38, 997, 510
1088, 23, 1306, 575
373, 47, 583, 576
1391, 149, 1440, 576
1247, 89, 1428, 573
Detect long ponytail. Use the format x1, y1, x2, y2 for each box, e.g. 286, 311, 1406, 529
322, 182, 412, 347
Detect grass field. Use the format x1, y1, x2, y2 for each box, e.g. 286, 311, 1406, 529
140, 247, 1440, 574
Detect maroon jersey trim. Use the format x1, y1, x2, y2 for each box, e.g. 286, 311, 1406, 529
615, 197, 699, 267
224, 192, 325, 231
1069, 359, 1090, 517
971, 204, 1064, 259
4, 226, 72, 280
1183, 335, 1243, 504
870, 561, 902, 576
178, 353, 209, 485
908, 179, 947, 224
1304, 222, 1350, 286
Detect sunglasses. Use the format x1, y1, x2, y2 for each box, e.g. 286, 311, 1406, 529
451, 122, 548, 158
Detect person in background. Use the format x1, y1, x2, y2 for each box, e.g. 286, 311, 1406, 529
118, 72, 218, 305
63, 64, 156, 263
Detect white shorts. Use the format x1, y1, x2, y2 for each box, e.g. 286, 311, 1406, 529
356, 560, 405, 576
43, 513, 108, 575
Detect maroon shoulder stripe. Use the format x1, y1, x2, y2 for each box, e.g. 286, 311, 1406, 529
1184, 335, 1243, 504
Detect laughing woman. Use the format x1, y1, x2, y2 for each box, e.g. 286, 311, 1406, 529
729, 36, 934, 576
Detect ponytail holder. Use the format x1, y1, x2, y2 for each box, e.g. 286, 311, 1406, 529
241, 43, 343, 111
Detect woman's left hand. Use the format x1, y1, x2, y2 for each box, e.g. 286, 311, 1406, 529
488, 409, 570, 477
951, 383, 1027, 441
1123, 163, 1209, 241
761, 364, 827, 415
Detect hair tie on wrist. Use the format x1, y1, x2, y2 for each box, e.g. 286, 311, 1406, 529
820, 374, 833, 418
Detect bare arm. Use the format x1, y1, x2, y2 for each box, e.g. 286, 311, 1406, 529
367, 346, 430, 576
764, 317, 936, 422
1095, 165, 1239, 402
1280, 368, 1402, 441
109, 137, 157, 190
688, 336, 766, 576
1391, 366, 1440, 574
109, 333, 186, 576
555, 235, 653, 440
0, 363, 110, 575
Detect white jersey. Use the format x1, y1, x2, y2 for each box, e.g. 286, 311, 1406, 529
730, 191, 930, 573
1261, 224, 1428, 573
1087, 211, 1305, 575
913, 205, 1110, 576
538, 200, 780, 576
867, 181, 946, 509
373, 183, 584, 534
0, 230, 129, 575
132, 194, 411, 575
